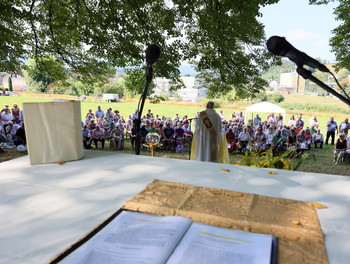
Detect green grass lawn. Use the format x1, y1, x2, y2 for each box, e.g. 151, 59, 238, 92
0, 148, 27, 163
2, 137, 348, 175
1, 94, 346, 133
227, 144, 350, 176
1, 94, 349, 175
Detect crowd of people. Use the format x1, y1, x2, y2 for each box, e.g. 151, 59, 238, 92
81, 106, 193, 152
1, 102, 350, 165
223, 113, 350, 164
79, 106, 350, 163
0, 103, 26, 149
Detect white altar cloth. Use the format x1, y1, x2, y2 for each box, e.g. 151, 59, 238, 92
0, 150, 349, 264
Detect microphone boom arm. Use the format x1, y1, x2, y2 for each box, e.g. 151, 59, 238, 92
296, 67, 350, 107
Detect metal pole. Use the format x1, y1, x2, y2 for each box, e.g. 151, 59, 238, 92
297, 67, 350, 107
135, 67, 153, 155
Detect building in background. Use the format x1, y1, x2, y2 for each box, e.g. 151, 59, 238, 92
153, 76, 207, 102
279, 72, 305, 94
1, 71, 27, 91
268, 80, 279, 91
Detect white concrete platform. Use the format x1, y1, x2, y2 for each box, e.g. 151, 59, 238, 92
0, 150, 349, 263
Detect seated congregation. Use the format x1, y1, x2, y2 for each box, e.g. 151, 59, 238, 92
81, 107, 193, 153
225, 113, 350, 164
80, 106, 350, 165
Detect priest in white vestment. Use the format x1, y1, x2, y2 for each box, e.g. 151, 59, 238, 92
190, 102, 229, 163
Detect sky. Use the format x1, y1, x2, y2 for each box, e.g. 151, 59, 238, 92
259, 0, 339, 63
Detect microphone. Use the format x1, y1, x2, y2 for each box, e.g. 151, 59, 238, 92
145, 44, 161, 66
266, 36, 329, 72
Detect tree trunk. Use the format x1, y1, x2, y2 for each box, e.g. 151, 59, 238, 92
8, 76, 13, 91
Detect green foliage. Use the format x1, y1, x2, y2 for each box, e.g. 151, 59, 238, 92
24, 74, 48, 93
148, 95, 166, 104
94, 79, 125, 98
266, 93, 285, 103
0, 2, 26, 72
68, 81, 94, 96
219, 90, 237, 103
260, 59, 296, 81
199, 98, 222, 108
1, 0, 280, 98
312, 68, 329, 83
237, 147, 316, 171
280, 101, 350, 115
108, 79, 125, 98
23, 56, 68, 93
159, 92, 170, 101
337, 68, 350, 79
238, 148, 291, 170
292, 152, 316, 171
124, 68, 156, 97
23, 55, 115, 95
310, 0, 350, 71
8, 77, 12, 91
235, 92, 284, 104
254, 92, 268, 102
173, 92, 182, 101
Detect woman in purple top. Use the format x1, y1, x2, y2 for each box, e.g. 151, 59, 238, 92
175, 123, 185, 139
175, 123, 185, 152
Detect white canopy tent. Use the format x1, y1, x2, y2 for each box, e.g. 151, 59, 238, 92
245, 102, 286, 124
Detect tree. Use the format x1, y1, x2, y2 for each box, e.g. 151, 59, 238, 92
8, 76, 13, 91
124, 68, 156, 98
266, 93, 284, 103
23, 56, 68, 93
261, 59, 296, 82
1, 0, 280, 98
0, 1, 27, 73
310, 0, 350, 71
95, 79, 126, 98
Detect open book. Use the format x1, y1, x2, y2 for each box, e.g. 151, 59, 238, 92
55, 211, 277, 264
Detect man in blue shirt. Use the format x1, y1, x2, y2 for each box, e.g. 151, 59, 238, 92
163, 122, 175, 151
253, 114, 261, 126
326, 117, 338, 145
82, 125, 91, 149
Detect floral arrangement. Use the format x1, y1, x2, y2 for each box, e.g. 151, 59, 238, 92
236, 147, 315, 171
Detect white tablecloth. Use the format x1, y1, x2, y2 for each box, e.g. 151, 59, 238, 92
0, 150, 349, 263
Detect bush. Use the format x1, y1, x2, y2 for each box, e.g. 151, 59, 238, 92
255, 92, 268, 102
8, 77, 13, 91
173, 92, 182, 101
266, 93, 285, 103
199, 98, 222, 108
148, 95, 166, 104
159, 92, 170, 101
280, 102, 350, 115
102, 79, 125, 98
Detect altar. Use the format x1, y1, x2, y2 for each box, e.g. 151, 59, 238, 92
0, 150, 349, 263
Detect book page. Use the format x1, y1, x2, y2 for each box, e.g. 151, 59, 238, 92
166, 222, 274, 264
60, 211, 192, 264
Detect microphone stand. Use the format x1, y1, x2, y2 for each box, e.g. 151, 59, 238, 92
135, 66, 154, 155
296, 67, 350, 107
